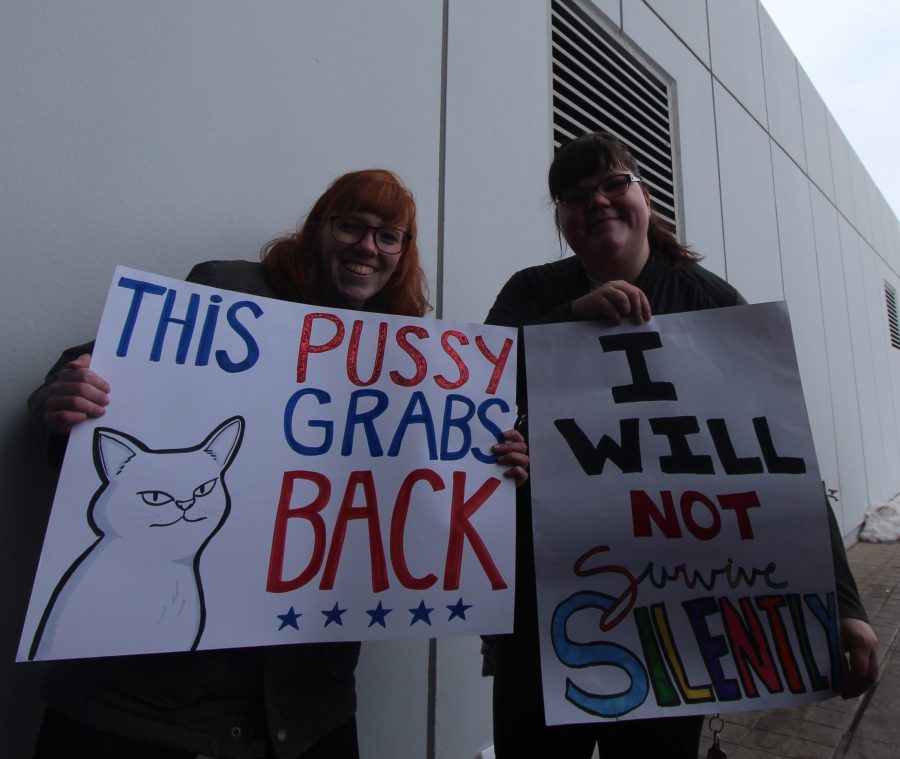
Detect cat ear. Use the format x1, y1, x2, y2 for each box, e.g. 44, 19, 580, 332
94, 428, 142, 480
202, 416, 244, 471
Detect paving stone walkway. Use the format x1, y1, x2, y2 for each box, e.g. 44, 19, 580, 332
697, 541, 900, 759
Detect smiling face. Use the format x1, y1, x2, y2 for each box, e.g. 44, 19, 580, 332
318, 211, 405, 310
556, 168, 652, 283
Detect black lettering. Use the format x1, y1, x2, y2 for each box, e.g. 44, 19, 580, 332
649, 416, 714, 474
707, 418, 764, 475
554, 418, 643, 474
598, 332, 677, 403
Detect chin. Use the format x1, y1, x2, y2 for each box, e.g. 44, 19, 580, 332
336, 290, 369, 310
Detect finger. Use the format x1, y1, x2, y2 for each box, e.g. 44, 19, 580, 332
45, 390, 108, 413
43, 392, 108, 436
493, 442, 527, 456
603, 286, 635, 316
67, 353, 93, 370
503, 465, 529, 487
639, 290, 652, 321
55, 367, 111, 393
497, 451, 529, 468
866, 647, 880, 687
627, 290, 645, 323
628, 289, 652, 323
44, 409, 90, 435
841, 669, 866, 699
501, 429, 525, 444
840, 643, 879, 698
46, 375, 109, 405
596, 294, 623, 326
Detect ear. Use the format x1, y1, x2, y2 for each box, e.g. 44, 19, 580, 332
202, 416, 245, 471
94, 429, 141, 480
642, 187, 652, 209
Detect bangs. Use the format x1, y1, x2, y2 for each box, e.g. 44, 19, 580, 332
330, 175, 414, 227
548, 133, 638, 200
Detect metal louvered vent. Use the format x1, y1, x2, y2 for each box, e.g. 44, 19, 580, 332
886, 282, 900, 349
551, 0, 677, 231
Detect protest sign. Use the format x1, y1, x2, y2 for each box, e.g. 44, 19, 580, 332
19, 267, 517, 661
525, 302, 840, 724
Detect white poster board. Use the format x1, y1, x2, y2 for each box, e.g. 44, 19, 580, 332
20, 267, 517, 661
525, 303, 841, 724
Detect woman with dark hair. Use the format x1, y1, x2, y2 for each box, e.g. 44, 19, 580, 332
484, 133, 878, 758
29, 168, 528, 759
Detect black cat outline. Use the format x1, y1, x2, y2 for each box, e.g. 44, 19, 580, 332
29, 416, 245, 661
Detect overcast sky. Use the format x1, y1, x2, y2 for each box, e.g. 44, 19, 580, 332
759, 0, 900, 221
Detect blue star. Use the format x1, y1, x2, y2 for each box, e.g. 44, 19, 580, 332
446, 597, 473, 621
366, 601, 393, 628
409, 600, 434, 626
277, 606, 301, 630
322, 602, 347, 627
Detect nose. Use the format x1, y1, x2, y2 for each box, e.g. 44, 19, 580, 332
354, 228, 379, 255
587, 186, 612, 208
176, 498, 195, 512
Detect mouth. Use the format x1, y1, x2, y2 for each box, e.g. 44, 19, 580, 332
150, 514, 208, 528
342, 260, 377, 276
587, 215, 622, 232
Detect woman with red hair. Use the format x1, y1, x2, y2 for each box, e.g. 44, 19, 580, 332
29, 168, 528, 759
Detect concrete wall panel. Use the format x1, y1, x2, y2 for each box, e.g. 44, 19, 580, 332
624, 0, 725, 276
713, 84, 782, 301
771, 146, 839, 494
707, 0, 767, 124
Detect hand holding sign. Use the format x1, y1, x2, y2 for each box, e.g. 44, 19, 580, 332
35, 353, 110, 434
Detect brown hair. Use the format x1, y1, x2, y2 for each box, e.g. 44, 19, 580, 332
548, 132, 700, 265
261, 169, 430, 316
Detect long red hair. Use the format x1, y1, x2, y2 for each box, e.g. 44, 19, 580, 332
262, 169, 430, 316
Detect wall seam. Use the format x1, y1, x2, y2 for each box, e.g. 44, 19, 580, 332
435, 0, 449, 321
756, 0, 786, 300
705, 0, 728, 280
427, 3, 450, 756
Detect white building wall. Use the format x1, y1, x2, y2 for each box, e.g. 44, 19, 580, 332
2, 2, 899, 758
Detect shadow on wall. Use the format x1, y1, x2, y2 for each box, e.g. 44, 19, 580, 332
1, 415, 57, 758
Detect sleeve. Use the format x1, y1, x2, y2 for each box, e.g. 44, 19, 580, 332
731, 290, 748, 307
485, 268, 574, 328
26, 340, 97, 469
826, 498, 868, 621
185, 260, 219, 287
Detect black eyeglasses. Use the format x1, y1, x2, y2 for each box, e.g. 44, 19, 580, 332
329, 216, 410, 255
556, 173, 641, 208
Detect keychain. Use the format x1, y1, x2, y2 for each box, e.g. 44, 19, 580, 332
706, 714, 727, 759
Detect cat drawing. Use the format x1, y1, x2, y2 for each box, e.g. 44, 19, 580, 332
29, 416, 245, 660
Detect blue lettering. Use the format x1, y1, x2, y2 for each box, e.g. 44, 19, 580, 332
440, 394, 475, 461
472, 397, 509, 463
283, 388, 333, 455
551, 591, 649, 717
388, 391, 437, 459
342, 389, 389, 456
215, 301, 262, 373
196, 294, 223, 366
682, 596, 741, 700
115, 277, 167, 357
804, 591, 842, 690
150, 290, 199, 363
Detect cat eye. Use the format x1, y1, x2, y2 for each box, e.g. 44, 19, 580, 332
139, 490, 174, 506
194, 479, 218, 498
